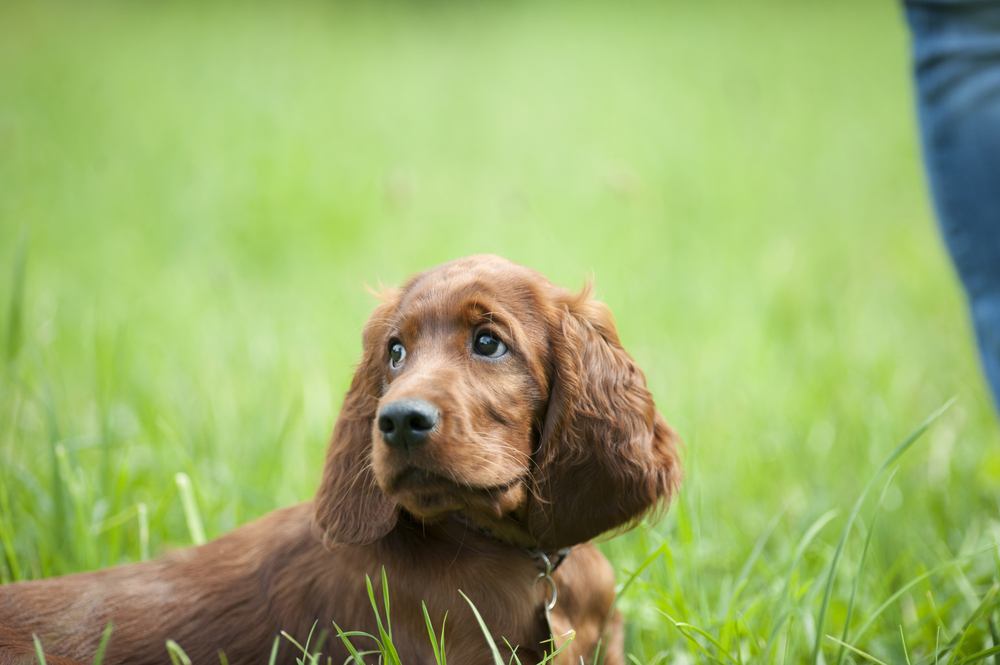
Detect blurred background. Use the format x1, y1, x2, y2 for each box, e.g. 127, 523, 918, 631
1, 0, 998, 662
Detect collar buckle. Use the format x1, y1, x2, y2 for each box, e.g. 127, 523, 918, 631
530, 547, 571, 613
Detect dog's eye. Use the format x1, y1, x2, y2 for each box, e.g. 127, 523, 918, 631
388, 340, 406, 369
473, 331, 507, 359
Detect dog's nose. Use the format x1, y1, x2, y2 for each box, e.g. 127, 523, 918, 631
377, 399, 439, 449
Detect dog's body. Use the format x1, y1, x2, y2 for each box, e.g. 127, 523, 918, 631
0, 256, 679, 664
1, 504, 620, 664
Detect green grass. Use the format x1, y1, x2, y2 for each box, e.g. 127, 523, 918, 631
2, 0, 999, 662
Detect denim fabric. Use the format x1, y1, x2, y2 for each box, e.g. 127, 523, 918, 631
905, 0, 1000, 413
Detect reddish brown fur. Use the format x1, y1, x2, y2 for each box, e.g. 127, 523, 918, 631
0, 255, 681, 665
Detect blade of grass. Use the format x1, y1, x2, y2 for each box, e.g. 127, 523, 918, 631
300, 620, 320, 663
811, 399, 954, 664
174, 473, 205, 545
854, 544, 998, 642
660, 611, 739, 665
330, 624, 372, 665
280, 629, 313, 664
44, 389, 66, 573
501, 637, 522, 665
281, 623, 330, 665
92, 623, 113, 665
166, 640, 192, 665
616, 543, 669, 600
381, 567, 393, 640
55, 444, 96, 567
5, 232, 26, 365
824, 636, 890, 665
926, 590, 949, 645
33, 634, 48, 665
592, 637, 604, 665
945, 584, 1000, 665
137, 502, 149, 561
536, 629, 575, 664
957, 645, 1000, 665
439, 612, 447, 665
267, 637, 280, 665
782, 612, 795, 665
765, 509, 839, 651
421, 602, 446, 665
459, 590, 505, 665
991, 614, 1000, 665
365, 572, 401, 665
0, 483, 22, 582
722, 510, 784, 619
834, 470, 898, 665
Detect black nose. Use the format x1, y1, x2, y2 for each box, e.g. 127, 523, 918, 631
377, 399, 439, 449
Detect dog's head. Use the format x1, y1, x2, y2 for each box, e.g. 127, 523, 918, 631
313, 255, 680, 550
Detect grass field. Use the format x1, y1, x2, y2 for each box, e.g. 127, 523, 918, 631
2, 0, 1000, 663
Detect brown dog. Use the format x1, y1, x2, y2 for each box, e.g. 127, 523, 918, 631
0, 255, 681, 665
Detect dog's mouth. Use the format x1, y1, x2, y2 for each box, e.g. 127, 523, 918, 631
387, 466, 526, 520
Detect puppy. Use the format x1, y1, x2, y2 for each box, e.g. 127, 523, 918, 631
0, 255, 680, 664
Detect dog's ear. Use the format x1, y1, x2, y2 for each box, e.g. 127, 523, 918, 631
527, 287, 681, 549
313, 293, 400, 548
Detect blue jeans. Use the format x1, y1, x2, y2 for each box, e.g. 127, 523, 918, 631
905, 0, 1000, 414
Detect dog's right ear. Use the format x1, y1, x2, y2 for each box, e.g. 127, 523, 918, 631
313, 292, 400, 548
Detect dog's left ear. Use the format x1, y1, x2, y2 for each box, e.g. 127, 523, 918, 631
313, 294, 400, 548
527, 287, 681, 550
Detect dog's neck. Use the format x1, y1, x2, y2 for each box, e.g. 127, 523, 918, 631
394, 511, 572, 575
450, 509, 536, 548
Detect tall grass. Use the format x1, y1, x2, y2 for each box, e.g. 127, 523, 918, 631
2, 0, 999, 662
